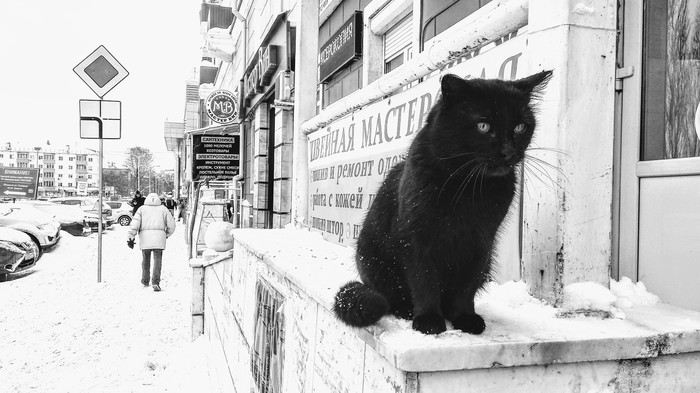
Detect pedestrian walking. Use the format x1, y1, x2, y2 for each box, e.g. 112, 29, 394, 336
130, 190, 145, 215
177, 197, 186, 223
163, 193, 176, 217
127, 192, 176, 292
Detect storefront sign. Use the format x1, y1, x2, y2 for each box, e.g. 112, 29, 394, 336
307, 33, 527, 245
245, 45, 280, 100
192, 135, 240, 181
0, 168, 39, 199
205, 89, 238, 124
77, 181, 88, 196
319, 12, 362, 83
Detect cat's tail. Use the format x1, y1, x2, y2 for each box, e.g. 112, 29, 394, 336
333, 281, 389, 327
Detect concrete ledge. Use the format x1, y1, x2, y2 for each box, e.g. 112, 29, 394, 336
231, 228, 700, 373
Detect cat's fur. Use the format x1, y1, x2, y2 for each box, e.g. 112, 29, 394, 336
333, 71, 553, 335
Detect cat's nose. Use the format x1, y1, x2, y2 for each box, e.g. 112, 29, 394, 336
500, 147, 517, 162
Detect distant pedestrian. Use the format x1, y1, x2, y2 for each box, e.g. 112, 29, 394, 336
130, 190, 145, 215
163, 193, 176, 217
177, 198, 186, 223
127, 193, 176, 292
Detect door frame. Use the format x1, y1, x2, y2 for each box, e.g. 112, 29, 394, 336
616, 0, 643, 281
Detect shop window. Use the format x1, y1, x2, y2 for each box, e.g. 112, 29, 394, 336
250, 279, 285, 393
421, 0, 491, 45
384, 14, 413, 74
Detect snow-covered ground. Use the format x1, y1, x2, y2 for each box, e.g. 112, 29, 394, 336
0, 223, 213, 393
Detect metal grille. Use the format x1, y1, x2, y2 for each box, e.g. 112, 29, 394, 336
250, 279, 285, 393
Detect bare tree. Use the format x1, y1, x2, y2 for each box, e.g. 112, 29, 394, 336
123, 147, 154, 193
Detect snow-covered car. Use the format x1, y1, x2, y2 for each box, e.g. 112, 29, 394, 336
49, 197, 115, 228
106, 201, 133, 226
0, 204, 61, 251
0, 226, 41, 280
14, 200, 91, 236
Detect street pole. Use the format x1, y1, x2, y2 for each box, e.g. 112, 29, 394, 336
98, 119, 104, 283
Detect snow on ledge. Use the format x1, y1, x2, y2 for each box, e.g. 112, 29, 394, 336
230, 227, 700, 372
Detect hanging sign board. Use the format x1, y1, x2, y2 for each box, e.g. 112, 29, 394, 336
191, 135, 240, 181
205, 90, 238, 124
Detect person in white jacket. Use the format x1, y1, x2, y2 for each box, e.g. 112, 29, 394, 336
127, 193, 176, 291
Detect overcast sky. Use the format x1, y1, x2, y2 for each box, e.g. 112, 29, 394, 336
0, 1, 203, 170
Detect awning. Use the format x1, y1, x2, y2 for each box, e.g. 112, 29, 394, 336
184, 122, 240, 136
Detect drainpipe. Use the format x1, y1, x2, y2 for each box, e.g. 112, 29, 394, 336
301, 0, 528, 134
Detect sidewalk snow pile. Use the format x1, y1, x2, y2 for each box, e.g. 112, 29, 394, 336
374, 277, 661, 346
0, 224, 214, 393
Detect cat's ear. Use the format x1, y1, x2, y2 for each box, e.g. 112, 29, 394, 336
440, 74, 468, 103
514, 70, 553, 95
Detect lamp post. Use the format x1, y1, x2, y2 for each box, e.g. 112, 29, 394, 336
34, 147, 41, 199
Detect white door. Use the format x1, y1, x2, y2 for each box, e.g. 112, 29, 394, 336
618, 0, 700, 311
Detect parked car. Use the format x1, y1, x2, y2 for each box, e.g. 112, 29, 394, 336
49, 197, 115, 228
106, 201, 133, 226
0, 204, 61, 251
14, 200, 91, 236
0, 227, 41, 280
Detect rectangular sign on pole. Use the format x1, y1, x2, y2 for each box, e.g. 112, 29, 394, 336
0, 168, 39, 199
191, 135, 240, 181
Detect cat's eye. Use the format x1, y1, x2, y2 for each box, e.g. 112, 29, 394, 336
476, 122, 491, 133
514, 123, 527, 134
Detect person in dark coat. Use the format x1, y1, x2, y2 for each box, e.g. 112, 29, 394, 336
163, 193, 176, 217
130, 190, 145, 215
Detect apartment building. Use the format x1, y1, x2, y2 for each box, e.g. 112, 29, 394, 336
0, 144, 99, 197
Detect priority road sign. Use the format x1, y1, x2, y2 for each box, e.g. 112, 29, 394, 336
73, 45, 129, 99
79, 99, 121, 139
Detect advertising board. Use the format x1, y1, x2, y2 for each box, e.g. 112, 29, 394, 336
0, 168, 40, 199
192, 135, 240, 181
307, 32, 527, 245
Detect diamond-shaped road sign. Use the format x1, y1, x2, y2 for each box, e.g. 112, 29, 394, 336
79, 99, 121, 139
73, 45, 129, 98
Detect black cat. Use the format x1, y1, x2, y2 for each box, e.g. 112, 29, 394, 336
333, 71, 553, 335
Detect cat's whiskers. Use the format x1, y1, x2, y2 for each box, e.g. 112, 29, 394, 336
527, 146, 571, 157
452, 162, 485, 207
522, 161, 558, 192
438, 157, 480, 203
438, 151, 477, 160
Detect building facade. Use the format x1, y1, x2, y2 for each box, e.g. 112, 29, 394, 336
183, 0, 700, 312
192, 1, 700, 391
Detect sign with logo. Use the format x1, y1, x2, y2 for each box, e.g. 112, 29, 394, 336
0, 168, 40, 199
245, 45, 280, 101
192, 135, 240, 181
205, 90, 238, 124
319, 11, 362, 83
307, 33, 527, 245
79, 99, 121, 139
73, 45, 129, 99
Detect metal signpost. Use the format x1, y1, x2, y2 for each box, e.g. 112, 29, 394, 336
73, 45, 128, 283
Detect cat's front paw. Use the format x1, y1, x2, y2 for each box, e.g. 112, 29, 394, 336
412, 313, 446, 335
452, 313, 486, 334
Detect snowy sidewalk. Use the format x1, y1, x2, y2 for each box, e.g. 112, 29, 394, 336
0, 223, 213, 393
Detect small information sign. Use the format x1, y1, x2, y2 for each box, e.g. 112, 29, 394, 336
0, 168, 40, 199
